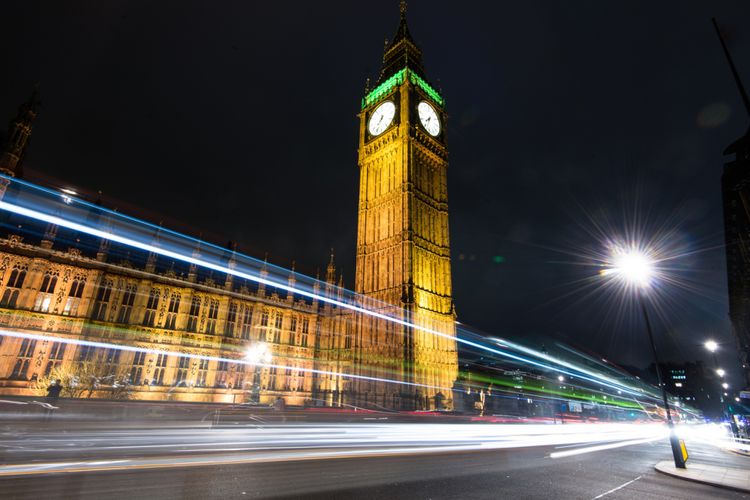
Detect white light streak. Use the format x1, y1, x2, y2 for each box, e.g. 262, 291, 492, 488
0, 328, 450, 393
549, 435, 666, 458
0, 197, 652, 398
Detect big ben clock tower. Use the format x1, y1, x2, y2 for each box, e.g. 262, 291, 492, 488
353, 2, 458, 410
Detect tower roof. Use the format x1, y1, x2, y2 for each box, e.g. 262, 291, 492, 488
377, 1, 425, 84
362, 2, 444, 110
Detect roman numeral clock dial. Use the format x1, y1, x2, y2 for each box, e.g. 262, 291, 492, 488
417, 101, 441, 136
368, 101, 396, 136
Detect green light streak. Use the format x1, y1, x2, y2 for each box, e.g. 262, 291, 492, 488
362, 68, 444, 109
461, 371, 641, 410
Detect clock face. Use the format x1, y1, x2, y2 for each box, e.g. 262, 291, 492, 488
368, 101, 396, 136
417, 101, 441, 136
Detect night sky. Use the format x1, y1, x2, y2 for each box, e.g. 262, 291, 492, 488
2, 1, 750, 384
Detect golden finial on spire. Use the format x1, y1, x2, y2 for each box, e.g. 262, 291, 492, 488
400, 0, 407, 18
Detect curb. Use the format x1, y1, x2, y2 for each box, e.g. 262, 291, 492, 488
654, 462, 750, 494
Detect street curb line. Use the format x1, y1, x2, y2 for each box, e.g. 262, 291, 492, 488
654, 463, 750, 494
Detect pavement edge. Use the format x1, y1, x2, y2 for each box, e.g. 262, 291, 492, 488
654, 461, 750, 494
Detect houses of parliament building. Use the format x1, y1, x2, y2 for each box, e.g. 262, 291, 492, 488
0, 4, 459, 410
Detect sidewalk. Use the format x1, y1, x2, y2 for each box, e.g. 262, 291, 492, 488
655, 460, 750, 493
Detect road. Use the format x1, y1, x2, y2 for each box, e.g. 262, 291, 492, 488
0, 422, 748, 499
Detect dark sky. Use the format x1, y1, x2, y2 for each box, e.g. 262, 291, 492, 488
2, 1, 750, 384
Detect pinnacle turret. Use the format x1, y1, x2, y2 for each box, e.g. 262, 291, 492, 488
0, 87, 39, 178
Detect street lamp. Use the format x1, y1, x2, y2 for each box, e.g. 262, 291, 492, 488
705, 340, 718, 353
601, 244, 687, 468
245, 342, 272, 404
705, 340, 728, 419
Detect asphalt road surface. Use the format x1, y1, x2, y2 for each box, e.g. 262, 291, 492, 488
0, 431, 747, 499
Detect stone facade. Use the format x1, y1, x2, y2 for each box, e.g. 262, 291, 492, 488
0, 234, 352, 405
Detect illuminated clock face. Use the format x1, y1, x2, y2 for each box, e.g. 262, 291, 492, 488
417, 101, 440, 136
368, 101, 396, 136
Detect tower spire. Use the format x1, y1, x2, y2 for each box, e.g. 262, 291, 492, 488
0, 87, 39, 178
377, 0, 424, 83
712, 18, 750, 118
326, 248, 336, 284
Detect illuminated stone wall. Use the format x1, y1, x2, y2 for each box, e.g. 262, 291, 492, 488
0, 236, 349, 406
354, 68, 458, 410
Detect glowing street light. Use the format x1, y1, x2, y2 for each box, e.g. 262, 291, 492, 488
245, 342, 272, 365
704, 340, 719, 353
245, 342, 272, 404
600, 243, 686, 469
557, 375, 565, 382
599, 246, 656, 289
705, 340, 729, 419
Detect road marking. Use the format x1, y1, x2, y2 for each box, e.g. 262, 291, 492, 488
592, 476, 642, 499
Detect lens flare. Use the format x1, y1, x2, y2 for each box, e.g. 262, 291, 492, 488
600, 245, 656, 289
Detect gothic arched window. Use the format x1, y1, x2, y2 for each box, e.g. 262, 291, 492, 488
33, 272, 59, 312
63, 276, 86, 316
225, 302, 237, 337
1, 265, 27, 309
164, 293, 180, 330
142, 288, 160, 327
206, 299, 219, 334
186, 296, 201, 332
117, 284, 137, 324
91, 279, 113, 321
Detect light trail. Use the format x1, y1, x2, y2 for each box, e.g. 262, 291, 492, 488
490, 337, 647, 399
0, 328, 451, 393
549, 435, 666, 458
0, 422, 670, 477
0, 194, 652, 399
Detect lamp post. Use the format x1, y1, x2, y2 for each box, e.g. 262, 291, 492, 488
705, 340, 727, 419
601, 245, 687, 468
245, 342, 272, 404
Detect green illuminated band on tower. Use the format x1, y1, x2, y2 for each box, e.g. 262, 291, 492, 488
362, 68, 444, 109
408, 72, 444, 107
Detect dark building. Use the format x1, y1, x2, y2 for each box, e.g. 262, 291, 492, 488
642, 361, 720, 418
715, 20, 750, 390
665, 362, 721, 418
